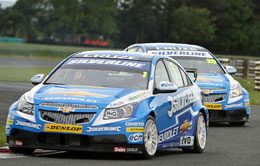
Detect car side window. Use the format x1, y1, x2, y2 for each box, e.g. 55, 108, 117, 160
179, 69, 193, 86
154, 60, 170, 88
164, 60, 184, 87
128, 46, 143, 52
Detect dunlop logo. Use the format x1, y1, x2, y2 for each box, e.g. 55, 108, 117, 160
204, 103, 222, 110
44, 124, 83, 134
126, 127, 144, 132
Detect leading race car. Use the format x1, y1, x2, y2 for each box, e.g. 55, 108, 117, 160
125, 43, 250, 126
6, 51, 208, 159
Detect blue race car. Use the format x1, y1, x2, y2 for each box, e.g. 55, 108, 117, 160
125, 43, 250, 126
6, 51, 208, 159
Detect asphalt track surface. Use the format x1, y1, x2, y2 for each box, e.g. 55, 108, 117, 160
0, 82, 260, 166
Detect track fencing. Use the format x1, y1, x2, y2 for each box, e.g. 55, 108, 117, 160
218, 58, 260, 91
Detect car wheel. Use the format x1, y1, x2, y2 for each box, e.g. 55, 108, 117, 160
142, 116, 158, 159
229, 122, 246, 126
183, 112, 207, 153
9, 147, 35, 154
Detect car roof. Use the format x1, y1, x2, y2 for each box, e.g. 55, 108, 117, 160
128, 43, 207, 51
71, 50, 158, 62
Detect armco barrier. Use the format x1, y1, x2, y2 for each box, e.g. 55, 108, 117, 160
255, 61, 260, 91
219, 58, 257, 79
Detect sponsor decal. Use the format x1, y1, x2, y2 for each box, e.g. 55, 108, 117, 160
167, 88, 197, 117
58, 107, 75, 113
6, 119, 13, 125
66, 58, 149, 70
83, 54, 133, 60
160, 82, 176, 88
154, 47, 198, 51
127, 148, 138, 152
180, 120, 192, 133
109, 101, 124, 108
148, 50, 211, 58
15, 120, 41, 129
224, 103, 243, 109
15, 140, 23, 146
125, 122, 144, 127
114, 147, 126, 152
49, 91, 109, 98
128, 92, 146, 101
44, 97, 96, 103
86, 126, 121, 132
245, 103, 250, 107
44, 124, 83, 134
204, 103, 222, 110
180, 136, 194, 146
159, 126, 179, 143
128, 133, 143, 143
126, 127, 144, 132
40, 103, 98, 110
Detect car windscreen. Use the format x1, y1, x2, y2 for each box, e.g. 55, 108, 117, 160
172, 57, 225, 74
45, 58, 151, 90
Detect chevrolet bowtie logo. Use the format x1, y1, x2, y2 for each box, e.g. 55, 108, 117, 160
58, 107, 75, 113
202, 90, 212, 95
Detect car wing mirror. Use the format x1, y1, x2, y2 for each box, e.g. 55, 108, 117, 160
154, 81, 178, 94
185, 68, 198, 82
225, 66, 237, 74
31, 74, 45, 85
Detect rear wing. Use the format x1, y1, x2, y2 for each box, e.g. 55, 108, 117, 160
184, 68, 198, 82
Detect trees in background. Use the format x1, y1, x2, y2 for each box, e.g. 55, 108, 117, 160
0, 0, 259, 55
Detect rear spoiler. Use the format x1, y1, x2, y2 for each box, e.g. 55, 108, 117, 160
184, 68, 198, 82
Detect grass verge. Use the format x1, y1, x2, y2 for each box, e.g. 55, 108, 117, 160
0, 67, 52, 82
0, 126, 6, 147
0, 42, 118, 60
237, 78, 260, 105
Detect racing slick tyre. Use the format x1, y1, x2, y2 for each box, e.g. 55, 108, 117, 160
182, 112, 206, 153
229, 122, 246, 126
142, 116, 158, 159
9, 147, 35, 154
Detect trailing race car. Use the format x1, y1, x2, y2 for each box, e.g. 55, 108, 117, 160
125, 43, 250, 126
6, 51, 208, 159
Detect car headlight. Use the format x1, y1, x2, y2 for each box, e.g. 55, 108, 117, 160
17, 93, 34, 115
230, 83, 243, 98
103, 103, 136, 120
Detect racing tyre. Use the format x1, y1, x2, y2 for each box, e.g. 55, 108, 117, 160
183, 112, 207, 153
229, 122, 246, 126
9, 147, 35, 154
142, 116, 158, 159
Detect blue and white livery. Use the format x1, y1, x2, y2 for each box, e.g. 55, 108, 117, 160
125, 43, 250, 126
6, 51, 208, 159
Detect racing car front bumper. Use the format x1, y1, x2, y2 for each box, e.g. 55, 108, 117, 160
209, 108, 249, 122
7, 128, 143, 153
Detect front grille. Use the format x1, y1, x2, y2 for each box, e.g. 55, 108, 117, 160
200, 87, 226, 91
40, 110, 95, 124
203, 93, 226, 102
40, 103, 98, 109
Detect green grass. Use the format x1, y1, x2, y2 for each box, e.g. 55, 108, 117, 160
0, 67, 52, 82
0, 42, 118, 60
0, 126, 6, 147
237, 78, 260, 105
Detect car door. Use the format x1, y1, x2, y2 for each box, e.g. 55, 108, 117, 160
152, 59, 194, 147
